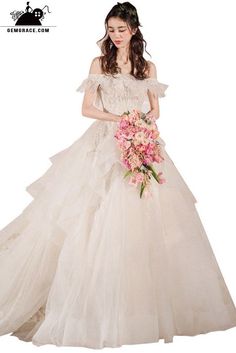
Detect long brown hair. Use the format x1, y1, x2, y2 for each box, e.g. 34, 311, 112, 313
96, 2, 152, 80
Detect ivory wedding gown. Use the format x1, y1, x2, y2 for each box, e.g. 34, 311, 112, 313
0, 72, 236, 348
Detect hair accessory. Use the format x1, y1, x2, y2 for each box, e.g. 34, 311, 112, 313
117, 2, 126, 12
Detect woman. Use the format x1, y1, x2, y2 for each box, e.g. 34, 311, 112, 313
0, 1, 236, 349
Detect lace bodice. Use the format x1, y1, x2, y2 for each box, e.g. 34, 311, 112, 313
76, 73, 169, 116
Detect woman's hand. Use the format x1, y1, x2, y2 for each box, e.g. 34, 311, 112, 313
114, 114, 122, 122
146, 109, 159, 120
107, 113, 122, 122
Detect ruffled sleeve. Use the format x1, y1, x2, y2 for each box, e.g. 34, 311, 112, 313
145, 78, 169, 98
76, 74, 105, 93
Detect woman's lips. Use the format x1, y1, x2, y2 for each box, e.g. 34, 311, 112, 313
115, 40, 122, 44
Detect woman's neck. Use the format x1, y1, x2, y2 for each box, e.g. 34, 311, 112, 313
116, 45, 130, 64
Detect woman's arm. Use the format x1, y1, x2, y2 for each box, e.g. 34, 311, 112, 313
81, 57, 121, 122
146, 61, 160, 120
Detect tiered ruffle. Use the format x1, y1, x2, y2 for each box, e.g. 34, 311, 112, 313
0, 118, 235, 348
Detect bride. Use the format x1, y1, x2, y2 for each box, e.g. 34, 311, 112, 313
0, 1, 236, 349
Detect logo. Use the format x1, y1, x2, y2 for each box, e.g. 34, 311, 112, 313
0, 1, 56, 33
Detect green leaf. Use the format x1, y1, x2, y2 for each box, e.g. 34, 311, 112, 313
145, 164, 160, 183
140, 182, 145, 198
123, 170, 132, 179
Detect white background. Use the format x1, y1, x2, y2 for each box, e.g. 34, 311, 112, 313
0, 0, 235, 351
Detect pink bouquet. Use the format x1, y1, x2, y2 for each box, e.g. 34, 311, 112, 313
114, 109, 166, 198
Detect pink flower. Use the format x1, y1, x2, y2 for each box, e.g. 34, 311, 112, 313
128, 175, 139, 187
114, 109, 166, 198
122, 140, 132, 150
157, 172, 166, 184
136, 172, 144, 183
154, 154, 165, 163
151, 130, 159, 139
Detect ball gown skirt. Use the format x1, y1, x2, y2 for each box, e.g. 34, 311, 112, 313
0, 98, 236, 348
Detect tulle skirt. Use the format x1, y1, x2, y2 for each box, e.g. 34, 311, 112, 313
0, 119, 236, 348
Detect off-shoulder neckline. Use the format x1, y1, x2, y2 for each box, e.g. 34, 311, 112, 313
88, 73, 157, 81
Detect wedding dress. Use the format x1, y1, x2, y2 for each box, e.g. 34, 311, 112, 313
0, 72, 236, 348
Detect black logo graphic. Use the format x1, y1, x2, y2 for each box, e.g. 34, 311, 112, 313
10, 1, 51, 26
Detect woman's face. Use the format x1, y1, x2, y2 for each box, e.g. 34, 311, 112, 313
107, 17, 135, 48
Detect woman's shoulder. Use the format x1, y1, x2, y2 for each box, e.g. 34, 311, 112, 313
145, 60, 157, 79
87, 57, 157, 78
88, 56, 103, 74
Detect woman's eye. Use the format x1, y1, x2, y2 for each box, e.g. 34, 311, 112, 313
109, 30, 125, 33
